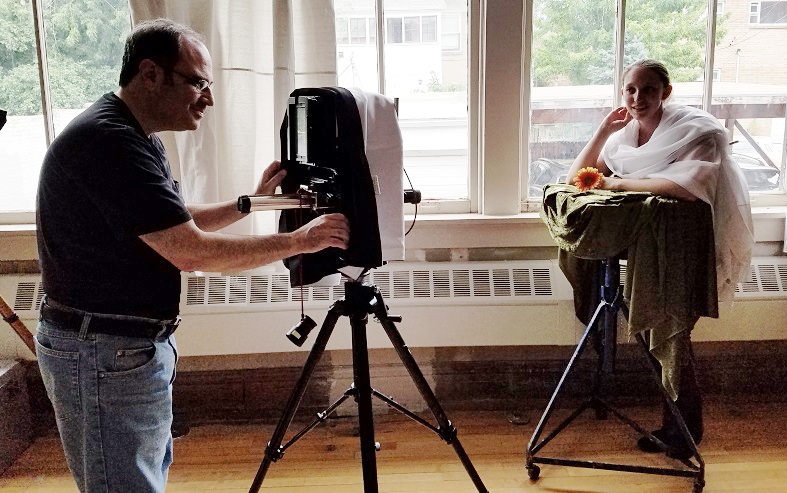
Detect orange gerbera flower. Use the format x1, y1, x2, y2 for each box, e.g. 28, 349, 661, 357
573, 167, 604, 191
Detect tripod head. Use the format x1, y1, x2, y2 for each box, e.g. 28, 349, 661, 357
285, 272, 387, 347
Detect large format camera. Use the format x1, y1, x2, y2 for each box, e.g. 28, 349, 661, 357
238, 87, 419, 287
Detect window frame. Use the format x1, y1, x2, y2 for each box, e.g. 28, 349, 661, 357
3, 0, 786, 227
749, 1, 787, 24
1, 0, 53, 225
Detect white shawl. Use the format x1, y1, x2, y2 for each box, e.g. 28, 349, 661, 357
601, 103, 754, 300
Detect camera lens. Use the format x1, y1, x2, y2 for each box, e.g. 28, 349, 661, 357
286, 315, 317, 346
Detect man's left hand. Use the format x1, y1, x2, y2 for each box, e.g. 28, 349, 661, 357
254, 160, 287, 195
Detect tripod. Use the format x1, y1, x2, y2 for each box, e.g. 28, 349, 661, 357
525, 258, 705, 493
250, 279, 488, 493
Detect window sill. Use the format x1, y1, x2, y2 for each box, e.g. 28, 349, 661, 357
402, 207, 787, 250
1, 207, 785, 262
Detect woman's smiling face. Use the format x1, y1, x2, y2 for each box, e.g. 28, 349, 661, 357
621, 65, 672, 123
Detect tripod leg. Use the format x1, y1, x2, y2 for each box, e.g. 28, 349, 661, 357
591, 302, 617, 419
249, 306, 343, 493
349, 313, 380, 493
371, 293, 489, 493
525, 298, 609, 471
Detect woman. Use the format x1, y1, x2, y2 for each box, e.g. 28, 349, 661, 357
566, 59, 754, 458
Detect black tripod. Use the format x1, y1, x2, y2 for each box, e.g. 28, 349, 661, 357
525, 258, 705, 493
250, 279, 488, 493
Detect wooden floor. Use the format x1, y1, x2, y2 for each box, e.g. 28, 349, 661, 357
2, 397, 786, 492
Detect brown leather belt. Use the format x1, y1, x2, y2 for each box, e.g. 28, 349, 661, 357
40, 299, 180, 339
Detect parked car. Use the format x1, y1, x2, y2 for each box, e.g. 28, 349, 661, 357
529, 153, 782, 197
529, 157, 571, 198
731, 153, 781, 192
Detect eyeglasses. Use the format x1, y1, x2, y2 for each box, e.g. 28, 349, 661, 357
170, 68, 213, 92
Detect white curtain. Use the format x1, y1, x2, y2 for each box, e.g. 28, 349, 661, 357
129, 0, 337, 236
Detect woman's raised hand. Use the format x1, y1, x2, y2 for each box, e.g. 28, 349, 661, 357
600, 106, 633, 135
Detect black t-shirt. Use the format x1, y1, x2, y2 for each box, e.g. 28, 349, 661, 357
36, 93, 192, 319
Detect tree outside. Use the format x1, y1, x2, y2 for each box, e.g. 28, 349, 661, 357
0, 0, 131, 213
532, 0, 727, 87
0, 0, 130, 116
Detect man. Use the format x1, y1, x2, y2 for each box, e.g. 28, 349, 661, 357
35, 19, 349, 493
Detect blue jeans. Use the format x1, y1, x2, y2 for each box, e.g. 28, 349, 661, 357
35, 317, 178, 493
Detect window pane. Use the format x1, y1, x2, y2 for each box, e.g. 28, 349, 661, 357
625, 0, 708, 84
760, 1, 787, 23
441, 13, 462, 52
0, 0, 131, 215
0, 0, 44, 213
337, 1, 469, 201
423, 15, 437, 42
44, 0, 130, 135
337, 18, 349, 44
527, 0, 616, 199
712, 0, 787, 194
387, 17, 402, 43
336, 1, 379, 90
404, 17, 420, 43
749, 2, 759, 23
350, 18, 366, 44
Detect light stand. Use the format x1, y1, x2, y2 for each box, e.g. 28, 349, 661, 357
525, 258, 705, 493
249, 279, 488, 493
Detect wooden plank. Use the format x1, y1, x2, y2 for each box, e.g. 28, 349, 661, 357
3, 398, 787, 492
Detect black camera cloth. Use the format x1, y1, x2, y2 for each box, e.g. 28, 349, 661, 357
278, 87, 383, 286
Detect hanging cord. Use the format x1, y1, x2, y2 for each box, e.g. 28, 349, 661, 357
404, 168, 417, 235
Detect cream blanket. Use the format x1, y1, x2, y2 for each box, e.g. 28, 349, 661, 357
601, 103, 754, 300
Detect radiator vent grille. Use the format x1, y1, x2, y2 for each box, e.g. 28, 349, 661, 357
736, 262, 787, 294
11, 281, 43, 312
182, 262, 556, 310
5, 258, 785, 315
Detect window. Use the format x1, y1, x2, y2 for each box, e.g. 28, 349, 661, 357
337, 17, 375, 45
527, 0, 617, 200
716, 1, 787, 197
423, 16, 438, 43
527, 0, 786, 205
336, 2, 469, 204
0, 0, 131, 217
387, 15, 441, 46
337, 18, 349, 44
369, 18, 376, 45
750, 1, 787, 24
349, 18, 368, 44
3, 0, 785, 223
441, 13, 463, 52
387, 18, 403, 44
404, 17, 420, 43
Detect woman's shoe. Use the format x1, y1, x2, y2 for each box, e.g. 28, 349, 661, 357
637, 429, 670, 453
637, 428, 701, 458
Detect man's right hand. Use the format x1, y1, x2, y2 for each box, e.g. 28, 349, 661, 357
141, 213, 350, 273
292, 213, 350, 253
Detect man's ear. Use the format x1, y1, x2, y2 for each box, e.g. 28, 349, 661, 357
137, 59, 161, 88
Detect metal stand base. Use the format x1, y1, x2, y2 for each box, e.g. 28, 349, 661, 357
250, 280, 488, 493
525, 259, 705, 493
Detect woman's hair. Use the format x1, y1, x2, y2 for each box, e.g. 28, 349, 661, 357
622, 59, 671, 88
118, 19, 203, 87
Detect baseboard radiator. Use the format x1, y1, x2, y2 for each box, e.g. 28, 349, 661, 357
3, 258, 787, 356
